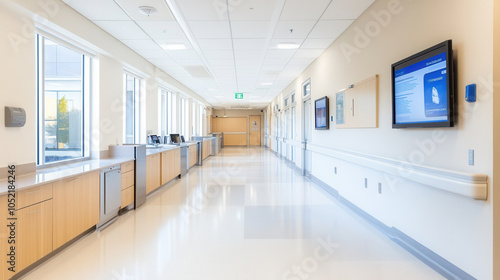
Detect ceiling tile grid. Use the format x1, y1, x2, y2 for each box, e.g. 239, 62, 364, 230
65, 0, 375, 108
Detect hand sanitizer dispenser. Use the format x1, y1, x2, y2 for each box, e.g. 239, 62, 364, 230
5, 106, 26, 127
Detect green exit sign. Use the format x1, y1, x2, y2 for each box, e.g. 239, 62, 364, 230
235, 93, 244, 99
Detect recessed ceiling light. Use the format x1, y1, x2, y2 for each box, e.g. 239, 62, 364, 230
138, 6, 158, 17
161, 44, 186, 50
277, 43, 300, 49
215, 95, 224, 98
261, 82, 273, 86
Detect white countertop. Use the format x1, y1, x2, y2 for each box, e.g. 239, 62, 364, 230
0, 158, 134, 196
145, 144, 183, 156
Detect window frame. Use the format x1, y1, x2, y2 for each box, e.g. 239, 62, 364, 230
123, 71, 143, 144
36, 33, 92, 167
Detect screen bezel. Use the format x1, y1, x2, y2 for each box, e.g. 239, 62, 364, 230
314, 96, 329, 130
170, 134, 181, 144
391, 40, 455, 128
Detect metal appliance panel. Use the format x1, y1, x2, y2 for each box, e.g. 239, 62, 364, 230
134, 145, 147, 208
104, 169, 121, 214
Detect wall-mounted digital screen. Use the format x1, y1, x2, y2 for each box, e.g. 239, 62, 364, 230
315, 96, 329, 130
392, 40, 454, 128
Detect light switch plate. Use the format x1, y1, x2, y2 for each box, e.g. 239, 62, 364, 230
468, 150, 474, 166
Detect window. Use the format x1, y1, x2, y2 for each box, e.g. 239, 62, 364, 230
124, 73, 142, 144
159, 88, 171, 138
179, 97, 185, 136
303, 79, 311, 97
171, 93, 177, 133
192, 101, 197, 136
36, 34, 90, 165
291, 92, 296, 104
284, 97, 289, 107
199, 105, 204, 136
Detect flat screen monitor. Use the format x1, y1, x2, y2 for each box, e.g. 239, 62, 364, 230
392, 40, 455, 128
315, 96, 329, 130
170, 134, 181, 144
150, 135, 160, 144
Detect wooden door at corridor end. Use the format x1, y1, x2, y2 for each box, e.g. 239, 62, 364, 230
249, 115, 261, 146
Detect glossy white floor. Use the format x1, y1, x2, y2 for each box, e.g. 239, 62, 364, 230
22, 147, 444, 280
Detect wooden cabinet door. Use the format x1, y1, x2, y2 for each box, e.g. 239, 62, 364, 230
174, 149, 181, 177
53, 171, 99, 249
161, 151, 168, 185
146, 154, 160, 194
189, 145, 197, 168
17, 200, 53, 271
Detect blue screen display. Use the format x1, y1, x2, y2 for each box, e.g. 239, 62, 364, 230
394, 52, 448, 124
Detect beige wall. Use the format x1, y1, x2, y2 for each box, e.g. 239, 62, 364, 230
212, 109, 265, 145
268, 0, 495, 278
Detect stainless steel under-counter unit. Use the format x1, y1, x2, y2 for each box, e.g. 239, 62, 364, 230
98, 165, 121, 229
109, 144, 147, 209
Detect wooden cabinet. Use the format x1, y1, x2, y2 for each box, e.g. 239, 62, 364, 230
146, 153, 161, 194
121, 161, 135, 209
189, 145, 197, 168
16, 200, 53, 271
0, 183, 54, 279
161, 149, 181, 185
52, 171, 99, 249
173, 148, 181, 177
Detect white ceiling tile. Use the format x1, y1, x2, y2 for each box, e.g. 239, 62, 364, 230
309, 20, 354, 39
197, 39, 233, 50
228, 0, 278, 20
64, 0, 129, 21
114, 0, 175, 21
322, 0, 375, 20
203, 50, 234, 60
176, 0, 228, 20
234, 50, 265, 60
136, 21, 187, 39
155, 38, 194, 49
175, 58, 205, 66
273, 21, 317, 38
207, 58, 235, 66
294, 49, 325, 59
188, 21, 231, 38
264, 50, 296, 60
167, 50, 200, 59
280, 0, 331, 20
233, 39, 267, 50
231, 21, 271, 39
134, 48, 170, 59
95, 21, 150, 40
149, 58, 177, 65
301, 38, 335, 49
122, 40, 159, 50
235, 58, 261, 66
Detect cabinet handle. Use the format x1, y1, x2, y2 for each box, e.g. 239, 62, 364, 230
26, 189, 41, 195
28, 209, 41, 215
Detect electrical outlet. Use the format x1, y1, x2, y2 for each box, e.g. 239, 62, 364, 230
468, 150, 474, 166
364, 178, 368, 188
378, 183, 382, 194
334, 167, 337, 174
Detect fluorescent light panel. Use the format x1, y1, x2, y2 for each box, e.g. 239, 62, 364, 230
277, 43, 300, 49
161, 44, 187, 50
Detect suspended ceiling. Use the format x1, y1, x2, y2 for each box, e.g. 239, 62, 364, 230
63, 0, 375, 109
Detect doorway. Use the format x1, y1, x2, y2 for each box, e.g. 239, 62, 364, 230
303, 99, 312, 174
249, 115, 261, 146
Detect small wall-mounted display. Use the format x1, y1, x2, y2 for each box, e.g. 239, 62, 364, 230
315, 96, 329, 130
392, 40, 455, 128
5, 106, 26, 127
